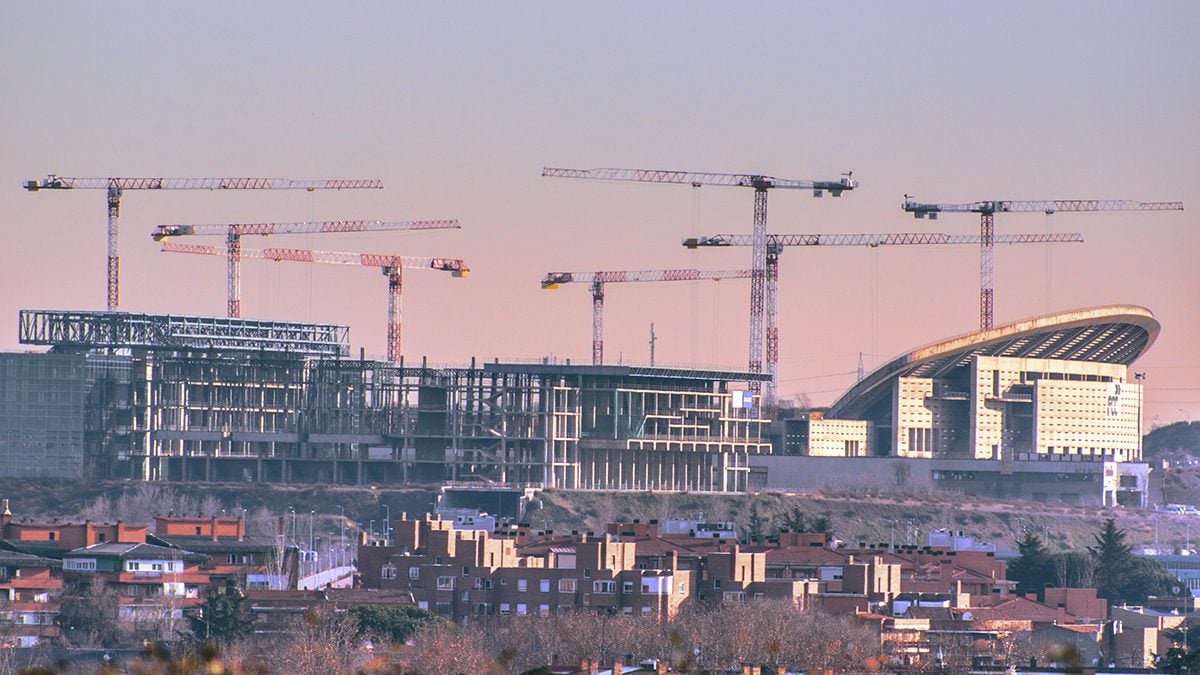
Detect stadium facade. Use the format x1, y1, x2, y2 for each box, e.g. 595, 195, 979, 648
762, 306, 1157, 505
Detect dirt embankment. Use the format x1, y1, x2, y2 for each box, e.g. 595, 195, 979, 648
4, 475, 1197, 553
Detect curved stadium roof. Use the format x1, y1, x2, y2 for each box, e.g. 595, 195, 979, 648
826, 305, 1159, 420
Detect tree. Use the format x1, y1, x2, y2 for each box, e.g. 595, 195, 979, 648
189, 586, 255, 646
746, 503, 764, 544
1157, 625, 1200, 674
777, 507, 808, 534
1008, 531, 1056, 600
1051, 551, 1095, 589
57, 577, 125, 647
350, 604, 439, 644
1088, 518, 1180, 604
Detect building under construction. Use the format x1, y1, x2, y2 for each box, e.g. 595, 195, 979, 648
1, 309, 771, 492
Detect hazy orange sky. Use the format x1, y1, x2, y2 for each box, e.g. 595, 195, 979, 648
2, 2, 1196, 423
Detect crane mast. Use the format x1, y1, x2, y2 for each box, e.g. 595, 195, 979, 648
687, 230, 1084, 410
541, 269, 752, 366
903, 195, 1183, 330
151, 219, 460, 318
161, 242, 467, 364
23, 174, 383, 311
544, 166, 855, 397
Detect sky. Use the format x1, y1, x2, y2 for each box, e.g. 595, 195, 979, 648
1, 2, 1197, 424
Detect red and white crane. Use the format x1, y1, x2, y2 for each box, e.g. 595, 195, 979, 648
22, 174, 383, 311
686, 231, 1085, 409
902, 196, 1183, 330
543, 166, 856, 391
151, 219, 459, 318
541, 269, 752, 366
161, 242, 468, 364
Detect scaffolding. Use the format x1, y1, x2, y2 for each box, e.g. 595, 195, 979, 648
5, 311, 771, 491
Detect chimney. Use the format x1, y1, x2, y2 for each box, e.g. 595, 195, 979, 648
612, 660, 622, 675
237, 515, 245, 542
1, 498, 10, 528
657, 660, 668, 675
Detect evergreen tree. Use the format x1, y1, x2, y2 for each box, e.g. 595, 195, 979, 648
1088, 518, 1180, 604
350, 604, 440, 643
746, 503, 764, 544
189, 586, 255, 646
1007, 531, 1056, 600
1088, 518, 1133, 603
777, 507, 808, 534
810, 515, 835, 539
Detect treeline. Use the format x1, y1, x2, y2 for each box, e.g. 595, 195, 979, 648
55, 600, 886, 674
1008, 518, 1180, 604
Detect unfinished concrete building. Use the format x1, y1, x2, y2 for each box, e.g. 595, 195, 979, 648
2, 310, 771, 492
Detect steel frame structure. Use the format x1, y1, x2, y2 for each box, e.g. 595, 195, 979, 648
18, 309, 349, 357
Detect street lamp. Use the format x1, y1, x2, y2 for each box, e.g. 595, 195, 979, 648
1182, 409, 1192, 425
339, 505, 346, 568
383, 504, 391, 546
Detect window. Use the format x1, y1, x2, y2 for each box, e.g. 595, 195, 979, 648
195, 527, 202, 536
381, 564, 396, 580
558, 579, 577, 593
473, 577, 484, 590
517, 579, 528, 592
409, 567, 420, 580
583, 568, 591, 579
64, 559, 97, 572
47, 532, 56, 541
539, 579, 550, 593
713, 579, 721, 589
516, 603, 528, 615
539, 604, 550, 617
463, 566, 470, 577
622, 581, 634, 594
97, 533, 106, 543
642, 606, 652, 615
499, 603, 511, 615
436, 576, 455, 590
593, 581, 615, 594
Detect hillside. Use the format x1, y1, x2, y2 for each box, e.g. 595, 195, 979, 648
5, 476, 1198, 555
1145, 421, 1200, 459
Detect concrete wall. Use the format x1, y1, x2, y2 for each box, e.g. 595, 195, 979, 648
749, 456, 934, 492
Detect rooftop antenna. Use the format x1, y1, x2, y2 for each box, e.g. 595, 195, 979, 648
649, 323, 657, 367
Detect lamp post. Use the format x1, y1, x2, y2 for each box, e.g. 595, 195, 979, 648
339, 505, 346, 568
1182, 409, 1193, 426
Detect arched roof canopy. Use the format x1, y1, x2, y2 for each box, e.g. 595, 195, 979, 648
826, 305, 1159, 420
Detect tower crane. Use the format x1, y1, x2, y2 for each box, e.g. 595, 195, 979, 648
543, 166, 856, 392
151, 219, 459, 318
540, 269, 752, 366
161, 242, 468, 364
902, 196, 1183, 330
22, 174, 383, 311
686, 231, 1085, 409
